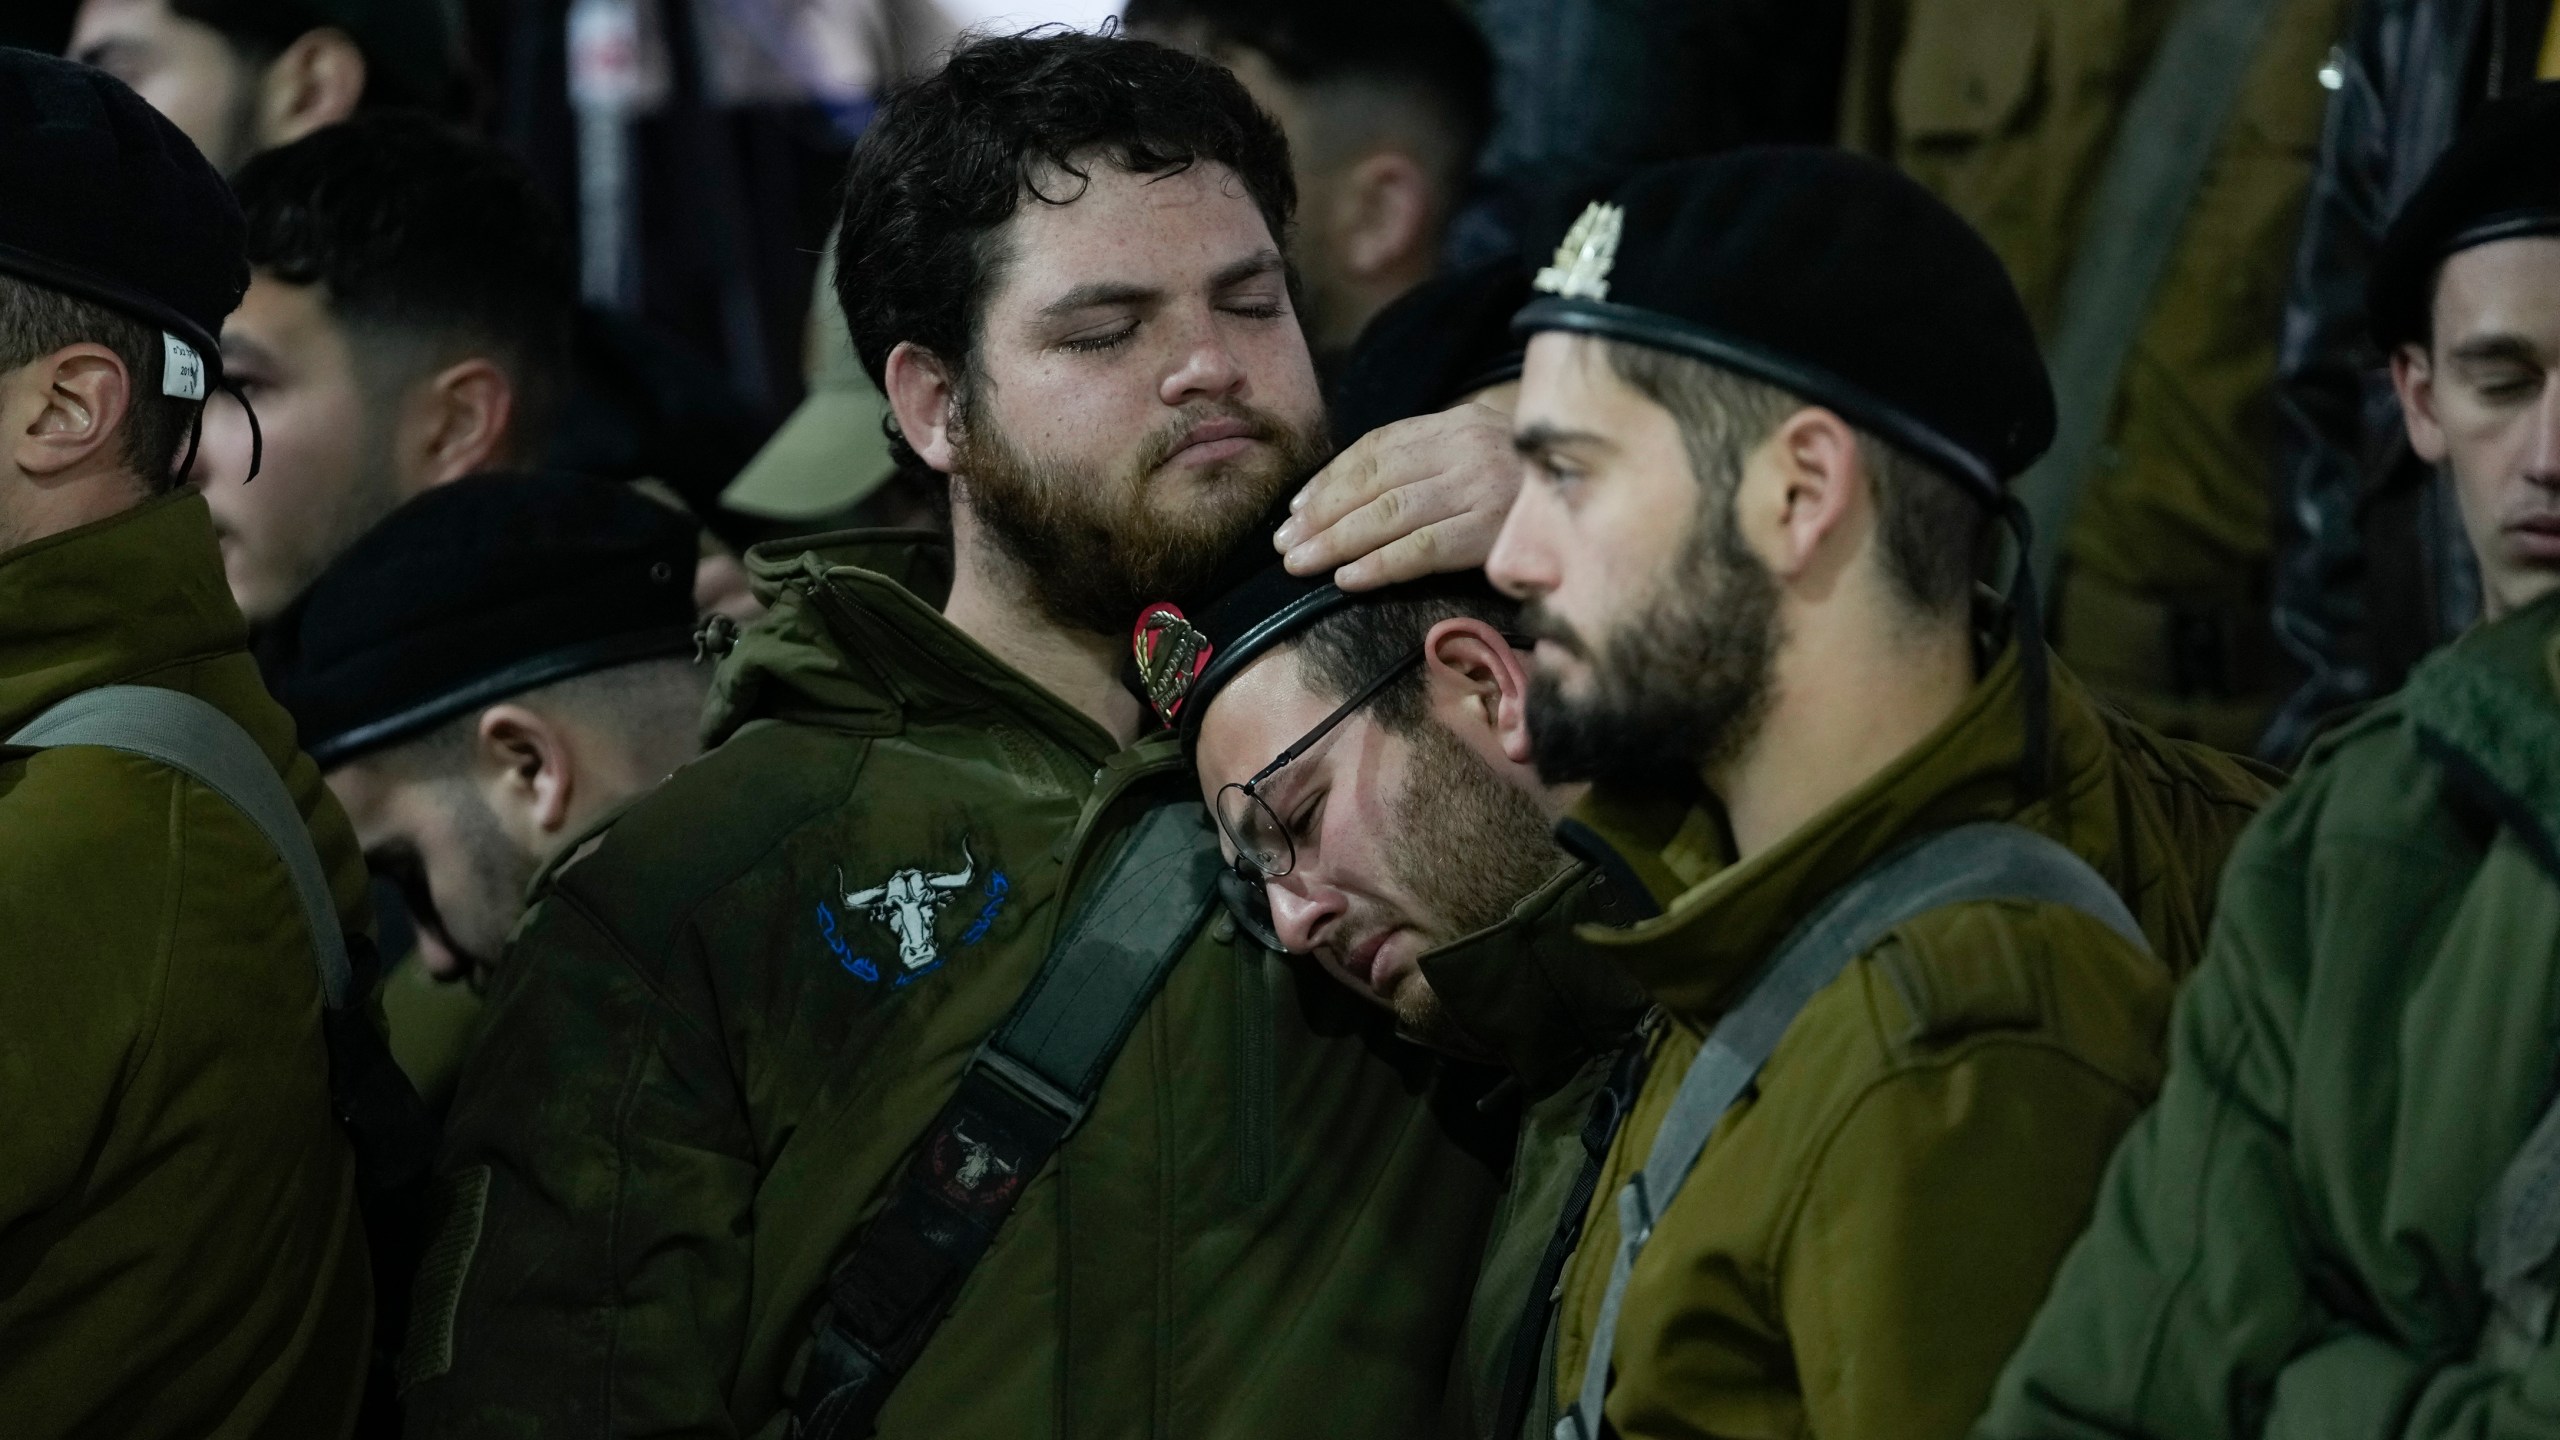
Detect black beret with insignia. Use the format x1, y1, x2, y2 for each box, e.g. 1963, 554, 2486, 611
1513, 147, 2055, 501
0, 47, 246, 391
264, 473, 703, 767
2369, 80, 2560, 351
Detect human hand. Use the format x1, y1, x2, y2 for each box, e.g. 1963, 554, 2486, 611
1273, 401, 1522, 591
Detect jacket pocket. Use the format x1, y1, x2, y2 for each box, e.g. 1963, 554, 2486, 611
1890, 0, 2046, 147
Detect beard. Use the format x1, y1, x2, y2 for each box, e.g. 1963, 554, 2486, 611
1379, 718, 1569, 1055
952, 389, 1333, 635
1521, 494, 1783, 789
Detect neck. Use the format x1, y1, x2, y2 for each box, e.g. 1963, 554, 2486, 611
941, 495, 1145, 745
1711, 608, 1973, 860
0, 468, 146, 557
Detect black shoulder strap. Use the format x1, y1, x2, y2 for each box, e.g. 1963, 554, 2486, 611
794, 799, 1227, 1440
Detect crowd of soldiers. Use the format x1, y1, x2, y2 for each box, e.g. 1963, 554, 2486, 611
5, 3, 2560, 1440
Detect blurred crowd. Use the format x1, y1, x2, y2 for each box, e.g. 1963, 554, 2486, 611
3, 2, 2559, 1439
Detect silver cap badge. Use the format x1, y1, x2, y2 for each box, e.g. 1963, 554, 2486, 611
1533, 202, 1626, 301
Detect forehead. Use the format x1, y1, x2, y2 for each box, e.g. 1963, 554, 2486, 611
982, 159, 1279, 316
1516, 331, 1679, 439
73, 0, 180, 42
2433, 236, 2560, 343
227, 273, 342, 352
1193, 646, 1337, 786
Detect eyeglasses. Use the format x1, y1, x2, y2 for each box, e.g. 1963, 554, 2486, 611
1214, 645, 1426, 880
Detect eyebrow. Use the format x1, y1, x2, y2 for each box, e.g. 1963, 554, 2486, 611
219, 334, 278, 370
1513, 421, 1614, 459
2447, 334, 2547, 367
71, 36, 141, 68
1033, 249, 1287, 323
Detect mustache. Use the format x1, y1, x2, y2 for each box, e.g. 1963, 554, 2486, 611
1516, 599, 1590, 659
1131, 400, 1293, 477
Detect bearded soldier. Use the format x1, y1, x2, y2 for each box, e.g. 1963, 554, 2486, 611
402, 31, 1502, 1439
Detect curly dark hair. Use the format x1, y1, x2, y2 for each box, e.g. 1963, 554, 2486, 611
233, 113, 574, 455
834, 28, 1297, 465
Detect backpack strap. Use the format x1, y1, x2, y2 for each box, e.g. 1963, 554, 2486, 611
9, 683, 350, 1009
1555, 823, 2150, 1440
793, 799, 1228, 1440
2012, 0, 2290, 593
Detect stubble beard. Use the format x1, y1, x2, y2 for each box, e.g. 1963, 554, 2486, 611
1380, 718, 1569, 1056
952, 387, 1334, 636
1522, 497, 1784, 790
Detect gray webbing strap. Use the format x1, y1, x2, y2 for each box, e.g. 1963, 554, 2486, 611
2477, 1083, 2560, 1361
9, 684, 350, 1010
1556, 823, 2148, 1440
2014, 0, 2288, 594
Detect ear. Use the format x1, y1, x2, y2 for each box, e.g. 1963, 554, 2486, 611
1334, 149, 1435, 281
883, 341, 962, 474
255, 27, 368, 149
408, 358, 519, 491
1756, 407, 1867, 582
1420, 616, 1537, 766
9, 345, 134, 481
473, 703, 575, 844
2392, 342, 2448, 465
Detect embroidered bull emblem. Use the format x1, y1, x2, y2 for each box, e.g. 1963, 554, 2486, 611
951, 1122, 1019, 1192
838, 843, 976, 973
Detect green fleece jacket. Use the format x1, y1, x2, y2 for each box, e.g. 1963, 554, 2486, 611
0, 493, 374, 1439
1980, 589, 2560, 1439
401, 532, 1503, 1439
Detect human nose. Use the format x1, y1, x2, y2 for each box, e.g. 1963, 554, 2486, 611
1160, 308, 1248, 407
1264, 874, 1343, 956
1487, 471, 1560, 601
2531, 377, 2560, 482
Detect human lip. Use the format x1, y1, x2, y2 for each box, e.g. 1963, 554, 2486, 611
1167, 415, 1261, 467
2508, 514, 2560, 561
1342, 930, 1392, 992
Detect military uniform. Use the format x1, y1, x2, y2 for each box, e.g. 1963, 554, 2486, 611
401, 534, 1503, 1437
0, 494, 376, 1439
1420, 865, 1652, 1440
1842, 0, 2355, 750
1549, 647, 2272, 1439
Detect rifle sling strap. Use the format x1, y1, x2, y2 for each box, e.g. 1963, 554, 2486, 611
794, 799, 1226, 1440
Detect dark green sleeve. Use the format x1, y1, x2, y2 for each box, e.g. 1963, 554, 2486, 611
401, 879, 758, 1440
1973, 836, 2326, 1440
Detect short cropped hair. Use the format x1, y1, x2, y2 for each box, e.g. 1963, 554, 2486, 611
0, 274, 198, 488
1288, 575, 1520, 735
233, 114, 574, 455
835, 28, 1296, 465
373, 656, 712, 782
1601, 340, 1989, 616
1122, 0, 1493, 196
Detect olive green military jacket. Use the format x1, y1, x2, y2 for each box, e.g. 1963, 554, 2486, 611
0, 493, 375, 1440
401, 533, 1502, 1439
1550, 647, 2274, 1440
1978, 591, 2560, 1440
1422, 863, 1653, 1440
1842, 0, 2352, 748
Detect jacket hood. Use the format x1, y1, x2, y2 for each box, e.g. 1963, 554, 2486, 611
0, 492, 245, 733
707, 529, 1115, 767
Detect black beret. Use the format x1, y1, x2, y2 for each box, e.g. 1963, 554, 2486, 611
0, 48, 245, 386
1514, 147, 2055, 500
1329, 254, 1533, 447
2370, 80, 2560, 350
265, 473, 702, 767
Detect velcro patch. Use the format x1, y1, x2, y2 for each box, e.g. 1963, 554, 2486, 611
397, 1164, 493, 1393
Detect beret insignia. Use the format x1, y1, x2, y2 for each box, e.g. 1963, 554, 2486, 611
1534, 201, 1625, 301
1133, 603, 1214, 728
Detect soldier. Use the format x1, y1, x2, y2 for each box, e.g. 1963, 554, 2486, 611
0, 50, 373, 1439
1482, 150, 2273, 1439
1977, 83, 2560, 1440
401, 31, 1502, 1438
261, 474, 713, 1109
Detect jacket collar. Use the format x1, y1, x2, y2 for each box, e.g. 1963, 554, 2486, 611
0, 492, 245, 734
1562, 641, 2128, 1022
1417, 862, 1654, 1096
2398, 588, 2560, 871
709, 528, 1120, 769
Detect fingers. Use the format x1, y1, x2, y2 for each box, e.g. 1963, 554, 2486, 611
1282, 468, 1456, 577
1331, 511, 1509, 592
1277, 422, 1419, 546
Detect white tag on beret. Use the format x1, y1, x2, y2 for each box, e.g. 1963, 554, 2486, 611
161, 332, 206, 401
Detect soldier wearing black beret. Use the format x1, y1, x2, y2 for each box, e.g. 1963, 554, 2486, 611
1480, 148, 2276, 1440
0, 46, 378, 1440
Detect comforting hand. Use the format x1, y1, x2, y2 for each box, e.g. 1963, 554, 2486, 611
1273, 401, 1522, 591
